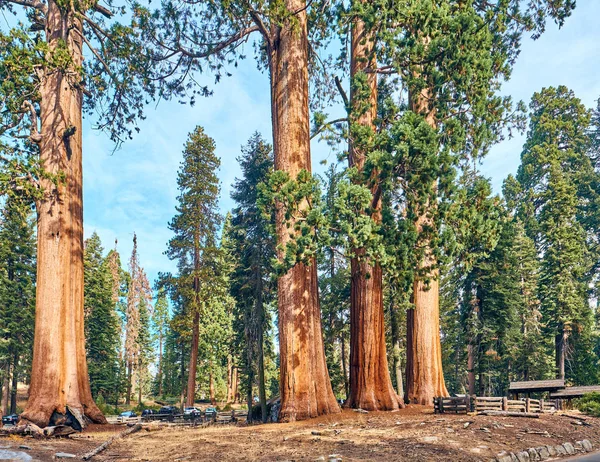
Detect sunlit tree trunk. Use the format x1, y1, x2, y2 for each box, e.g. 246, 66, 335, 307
347, 13, 400, 411
21, 1, 105, 428
405, 83, 449, 405
268, 0, 339, 421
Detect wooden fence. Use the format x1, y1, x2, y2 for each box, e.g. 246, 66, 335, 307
106, 410, 249, 426
434, 396, 558, 415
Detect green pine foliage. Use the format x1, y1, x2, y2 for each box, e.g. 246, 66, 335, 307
0, 196, 35, 410
83, 232, 121, 402
508, 86, 599, 383
229, 133, 277, 418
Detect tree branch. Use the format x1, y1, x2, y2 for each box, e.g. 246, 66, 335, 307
334, 75, 349, 110
310, 118, 347, 140
4, 0, 46, 14
93, 3, 113, 18
21, 101, 41, 144
172, 26, 260, 59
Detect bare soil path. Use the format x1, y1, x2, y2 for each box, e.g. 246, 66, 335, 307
2, 406, 600, 461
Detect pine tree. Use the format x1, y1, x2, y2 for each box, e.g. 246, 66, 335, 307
125, 234, 153, 405
318, 165, 350, 400
83, 232, 120, 403
0, 197, 35, 415
166, 125, 221, 407
511, 86, 595, 381
152, 290, 170, 398
230, 133, 276, 422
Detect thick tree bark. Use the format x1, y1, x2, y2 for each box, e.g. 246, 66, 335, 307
405, 82, 449, 406
185, 311, 200, 407
268, 0, 339, 422
21, 0, 105, 428
346, 14, 400, 411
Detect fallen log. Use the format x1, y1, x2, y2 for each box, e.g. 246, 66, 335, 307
81, 423, 142, 460
478, 411, 540, 418
561, 413, 588, 421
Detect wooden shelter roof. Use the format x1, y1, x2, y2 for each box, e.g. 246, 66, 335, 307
509, 379, 565, 393
550, 385, 600, 399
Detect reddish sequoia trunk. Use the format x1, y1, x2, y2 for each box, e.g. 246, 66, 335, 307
185, 311, 200, 407
346, 15, 400, 411
268, 0, 339, 422
21, 0, 105, 428
405, 85, 449, 405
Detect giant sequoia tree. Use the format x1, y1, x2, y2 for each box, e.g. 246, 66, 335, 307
0, 0, 182, 427
370, 0, 575, 405
148, 0, 339, 420
345, 1, 400, 411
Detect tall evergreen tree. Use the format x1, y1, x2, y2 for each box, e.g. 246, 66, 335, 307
125, 234, 153, 405
166, 125, 221, 407
508, 86, 596, 381
230, 133, 276, 423
152, 290, 170, 398
0, 197, 35, 415
83, 233, 120, 403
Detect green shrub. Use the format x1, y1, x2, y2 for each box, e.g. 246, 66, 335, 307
575, 392, 600, 417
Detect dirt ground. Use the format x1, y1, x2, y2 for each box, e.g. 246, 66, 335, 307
2, 406, 600, 461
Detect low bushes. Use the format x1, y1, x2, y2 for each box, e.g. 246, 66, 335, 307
575, 392, 600, 417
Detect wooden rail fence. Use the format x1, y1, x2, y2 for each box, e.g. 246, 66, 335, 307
434, 396, 558, 415
106, 410, 249, 426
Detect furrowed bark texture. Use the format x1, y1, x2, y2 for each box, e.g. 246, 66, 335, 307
269, 0, 339, 422
21, 0, 105, 428
347, 16, 400, 411
405, 84, 449, 406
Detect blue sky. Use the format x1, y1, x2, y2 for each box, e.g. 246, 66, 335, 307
82, 2, 600, 285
